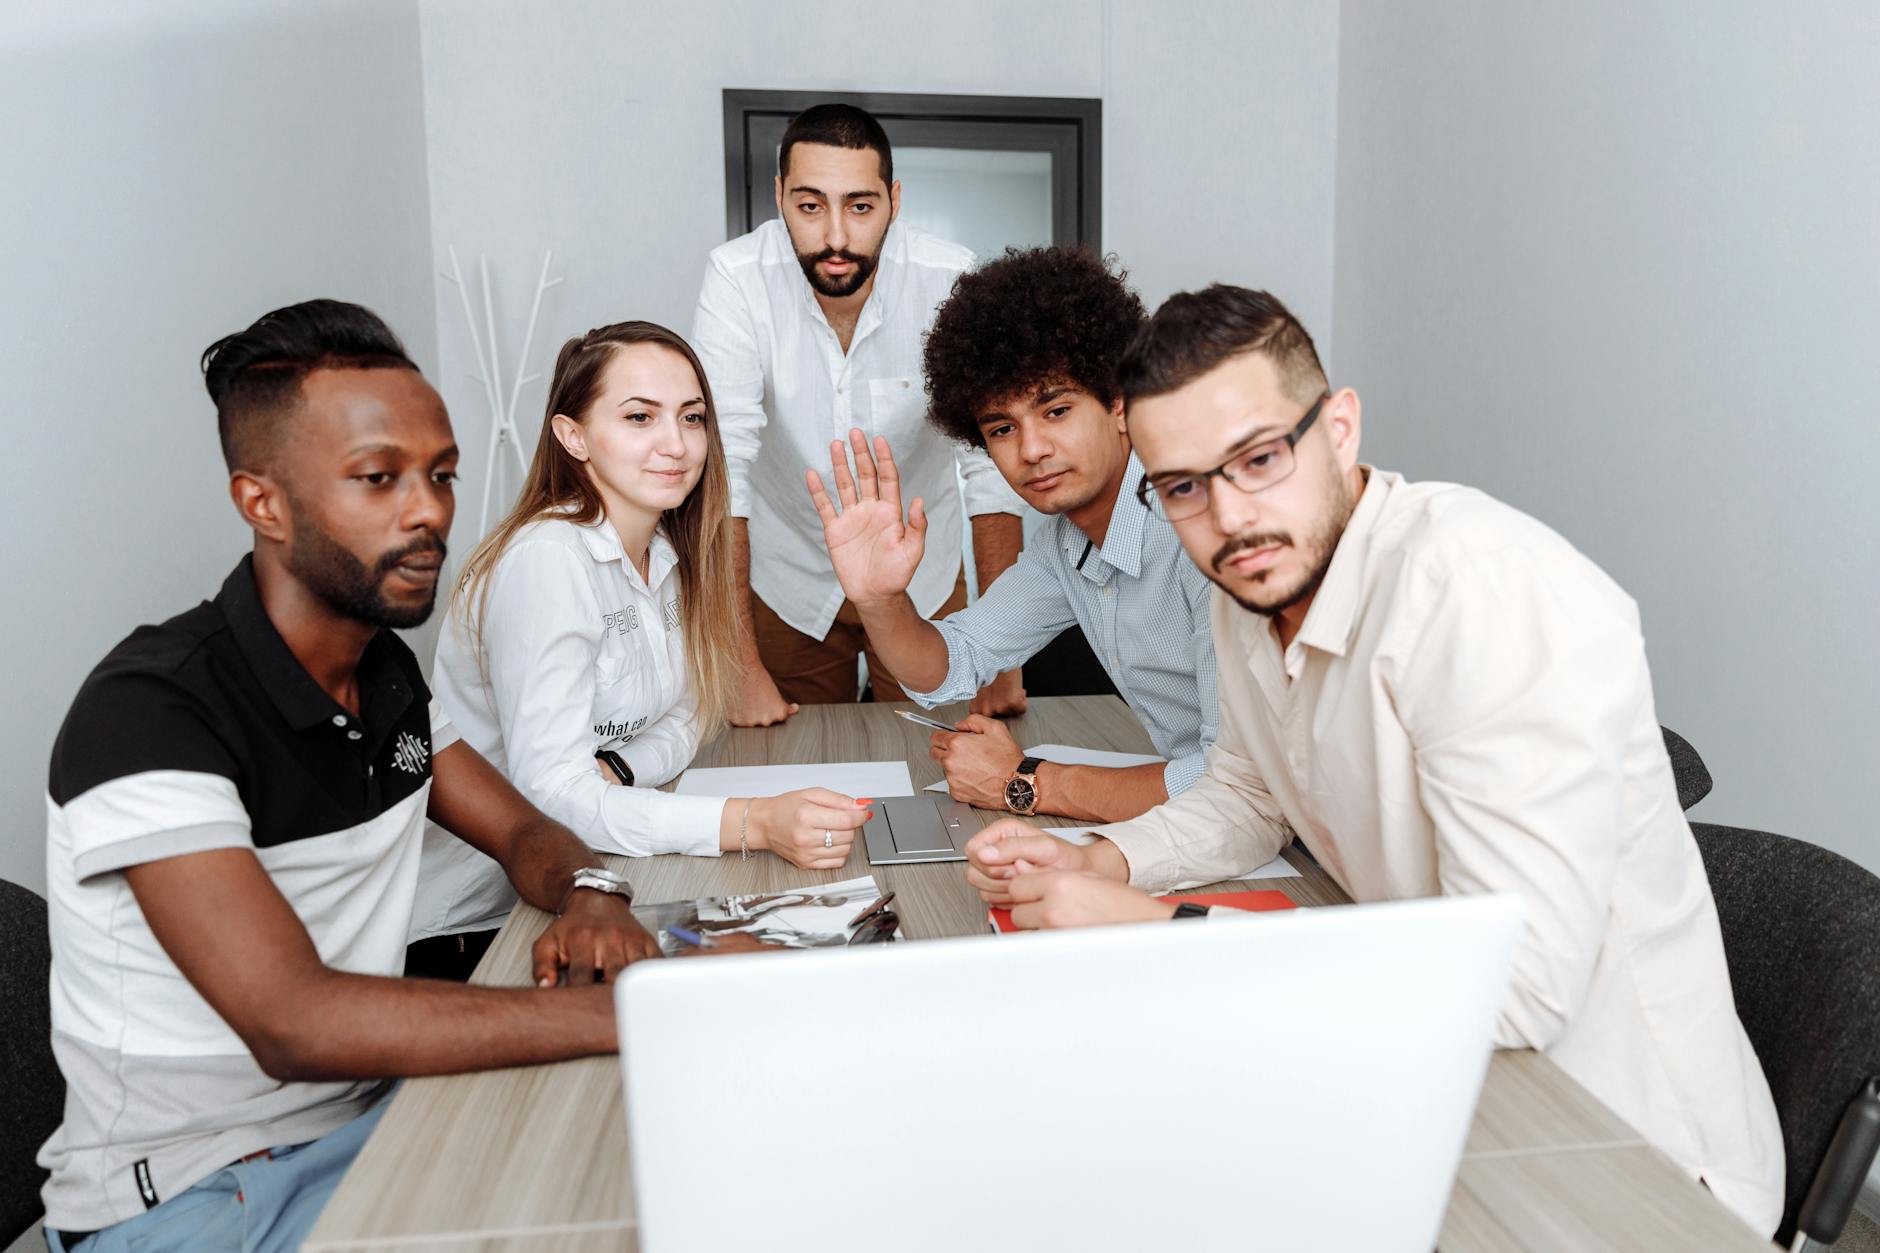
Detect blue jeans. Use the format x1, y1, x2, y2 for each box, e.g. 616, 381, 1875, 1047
47, 1099, 388, 1253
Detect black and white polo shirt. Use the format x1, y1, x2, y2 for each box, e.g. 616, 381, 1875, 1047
38, 554, 460, 1232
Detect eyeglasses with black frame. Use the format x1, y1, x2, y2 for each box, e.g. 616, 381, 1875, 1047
1135, 393, 1329, 522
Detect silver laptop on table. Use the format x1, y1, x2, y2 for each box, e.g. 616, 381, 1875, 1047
616, 893, 1524, 1253
860, 795, 983, 864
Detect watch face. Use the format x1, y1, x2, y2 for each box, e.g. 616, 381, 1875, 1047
1004, 776, 1037, 814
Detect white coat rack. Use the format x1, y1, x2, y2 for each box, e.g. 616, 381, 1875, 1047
441, 246, 562, 535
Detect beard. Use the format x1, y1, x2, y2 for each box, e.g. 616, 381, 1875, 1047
1208, 463, 1357, 619
286, 518, 447, 630
795, 243, 882, 298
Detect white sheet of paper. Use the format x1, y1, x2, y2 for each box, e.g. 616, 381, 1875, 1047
923, 743, 1166, 793
1038, 827, 1301, 879
676, 761, 915, 798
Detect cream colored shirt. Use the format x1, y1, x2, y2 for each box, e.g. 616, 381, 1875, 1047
1098, 468, 1784, 1236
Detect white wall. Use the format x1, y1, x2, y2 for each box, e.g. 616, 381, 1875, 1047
1331, 1, 1880, 875
0, 0, 435, 896
416, 0, 1340, 564
1104, 0, 1340, 330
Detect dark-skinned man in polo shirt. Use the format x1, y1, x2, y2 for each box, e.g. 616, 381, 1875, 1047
37, 300, 683, 1253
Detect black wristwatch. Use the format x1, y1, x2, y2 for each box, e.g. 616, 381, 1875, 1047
595, 748, 634, 786
1170, 902, 1212, 920
1003, 755, 1045, 816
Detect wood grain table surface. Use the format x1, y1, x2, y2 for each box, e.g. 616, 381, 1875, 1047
305, 696, 1773, 1252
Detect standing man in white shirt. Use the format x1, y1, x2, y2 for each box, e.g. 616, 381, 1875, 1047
963, 285, 1785, 1236
691, 103, 1025, 724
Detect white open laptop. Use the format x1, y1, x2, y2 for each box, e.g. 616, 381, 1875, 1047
615, 893, 1523, 1253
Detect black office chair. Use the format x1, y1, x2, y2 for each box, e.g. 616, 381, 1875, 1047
0, 878, 62, 1245
1660, 724, 1713, 811
1692, 825, 1880, 1250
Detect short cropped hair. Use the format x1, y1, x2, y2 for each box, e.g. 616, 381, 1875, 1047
922, 246, 1145, 449
1118, 285, 1328, 407
778, 103, 893, 185
201, 299, 417, 472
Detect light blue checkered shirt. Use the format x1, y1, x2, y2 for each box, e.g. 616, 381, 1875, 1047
905, 455, 1219, 796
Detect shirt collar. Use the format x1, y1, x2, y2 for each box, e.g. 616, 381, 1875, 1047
576, 516, 678, 591
576, 516, 626, 565
1293, 465, 1395, 658
1062, 454, 1151, 584
1098, 455, 1151, 579
215, 554, 404, 733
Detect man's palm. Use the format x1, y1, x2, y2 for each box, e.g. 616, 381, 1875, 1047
806, 430, 930, 604
825, 495, 924, 602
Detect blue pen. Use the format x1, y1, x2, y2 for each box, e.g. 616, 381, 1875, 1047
665, 926, 708, 948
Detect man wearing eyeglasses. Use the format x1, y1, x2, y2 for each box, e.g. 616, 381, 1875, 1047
804, 247, 1218, 825
961, 284, 1784, 1238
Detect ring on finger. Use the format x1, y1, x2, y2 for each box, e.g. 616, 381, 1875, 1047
823, 830, 835, 848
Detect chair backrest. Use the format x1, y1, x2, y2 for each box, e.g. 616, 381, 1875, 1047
1691, 824, 1880, 1244
1660, 724, 1713, 810
0, 878, 61, 1245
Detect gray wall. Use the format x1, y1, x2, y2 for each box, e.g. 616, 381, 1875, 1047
0, 0, 436, 896
1332, 1, 1880, 875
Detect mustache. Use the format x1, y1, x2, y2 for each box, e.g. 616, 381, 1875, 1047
808, 248, 868, 265
373, 532, 448, 578
1211, 531, 1290, 573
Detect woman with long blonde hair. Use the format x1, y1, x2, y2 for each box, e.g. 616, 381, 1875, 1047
409, 322, 870, 969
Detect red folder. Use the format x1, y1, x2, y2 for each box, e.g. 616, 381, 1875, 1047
988, 889, 1296, 934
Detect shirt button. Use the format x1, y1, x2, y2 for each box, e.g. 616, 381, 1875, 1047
332, 714, 348, 727
347, 730, 363, 742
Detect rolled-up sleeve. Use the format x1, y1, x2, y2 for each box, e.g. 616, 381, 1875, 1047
901, 544, 1078, 707
956, 442, 1025, 518
482, 542, 724, 857
691, 253, 767, 519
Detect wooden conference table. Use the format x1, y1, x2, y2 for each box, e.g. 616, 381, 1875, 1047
306, 696, 1773, 1252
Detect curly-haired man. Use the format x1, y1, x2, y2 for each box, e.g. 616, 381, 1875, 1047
805, 247, 1221, 826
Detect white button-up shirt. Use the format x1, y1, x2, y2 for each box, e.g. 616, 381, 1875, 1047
412, 517, 724, 939
1097, 468, 1784, 1236
692, 218, 1023, 640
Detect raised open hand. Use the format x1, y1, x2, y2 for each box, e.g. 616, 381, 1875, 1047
805, 429, 928, 606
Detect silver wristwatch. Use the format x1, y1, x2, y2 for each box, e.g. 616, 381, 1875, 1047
560, 866, 635, 913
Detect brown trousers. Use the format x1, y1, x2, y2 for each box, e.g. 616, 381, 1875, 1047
753, 574, 969, 705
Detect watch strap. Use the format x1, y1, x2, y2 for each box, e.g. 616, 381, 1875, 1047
1017, 755, 1044, 776
595, 748, 634, 786
1170, 902, 1212, 921
561, 866, 634, 913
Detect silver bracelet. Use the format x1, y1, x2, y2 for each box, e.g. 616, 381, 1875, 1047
738, 797, 754, 861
